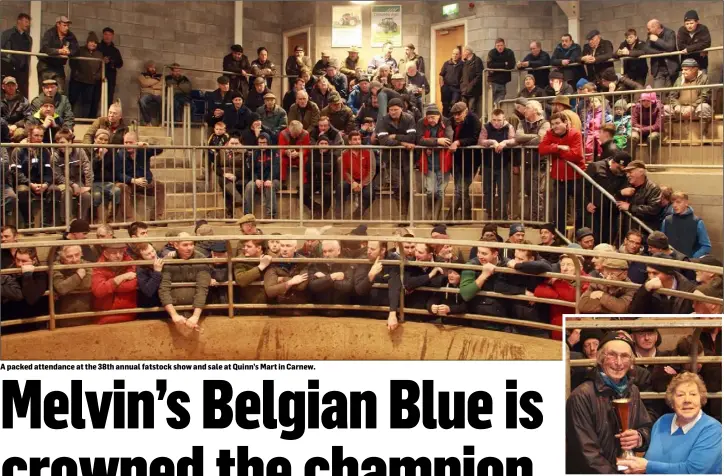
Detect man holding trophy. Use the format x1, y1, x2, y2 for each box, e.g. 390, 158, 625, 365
566, 332, 652, 473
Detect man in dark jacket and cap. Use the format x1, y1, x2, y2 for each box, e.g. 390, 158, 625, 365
566, 332, 651, 474
678, 10, 712, 72
629, 252, 698, 315
68, 31, 103, 118
617, 160, 662, 241
37, 16, 79, 93
97, 27, 123, 105
1, 13, 33, 98
206, 76, 238, 128
643, 19, 680, 88
486, 38, 516, 105
223, 45, 250, 98
460, 46, 484, 117
580, 30, 615, 87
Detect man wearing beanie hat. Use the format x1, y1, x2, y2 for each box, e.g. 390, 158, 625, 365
223, 44, 251, 97
579, 257, 636, 314
643, 19, 679, 88
600, 68, 644, 93
579, 329, 604, 359
415, 103, 452, 221
205, 75, 238, 128
678, 10, 712, 72
68, 31, 103, 118
137, 60, 163, 125
665, 58, 712, 120
346, 73, 371, 115
646, 230, 696, 281
223, 92, 252, 137
98, 27, 123, 107
629, 252, 698, 315
566, 331, 651, 474
517, 74, 545, 99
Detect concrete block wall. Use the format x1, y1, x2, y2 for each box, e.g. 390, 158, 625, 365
579, 0, 723, 83
35, 1, 236, 121
244, 1, 285, 99
0, 2, 30, 32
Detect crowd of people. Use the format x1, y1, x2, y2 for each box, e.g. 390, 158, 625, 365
0, 10, 717, 235
1, 212, 721, 336
567, 328, 722, 474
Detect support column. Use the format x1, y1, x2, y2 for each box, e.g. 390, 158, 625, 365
556, 0, 580, 43
29, 1, 42, 99
234, 1, 244, 46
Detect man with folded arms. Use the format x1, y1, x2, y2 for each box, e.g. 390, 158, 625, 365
308, 239, 354, 315
263, 239, 309, 313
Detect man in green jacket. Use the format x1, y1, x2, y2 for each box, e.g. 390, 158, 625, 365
233, 237, 272, 307
459, 242, 508, 329
159, 232, 211, 331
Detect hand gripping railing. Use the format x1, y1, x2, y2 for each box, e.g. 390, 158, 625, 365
0, 48, 108, 119
481, 45, 723, 120
1, 235, 722, 336
566, 318, 723, 401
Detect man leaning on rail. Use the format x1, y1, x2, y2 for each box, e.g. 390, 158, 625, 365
566, 332, 651, 474
353, 239, 402, 332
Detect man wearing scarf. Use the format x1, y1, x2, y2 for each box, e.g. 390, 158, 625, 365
566, 333, 651, 473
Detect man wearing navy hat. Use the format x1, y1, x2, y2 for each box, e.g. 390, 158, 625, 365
678, 10, 712, 72
581, 30, 615, 87
223, 44, 250, 97
566, 332, 651, 473
206, 76, 239, 127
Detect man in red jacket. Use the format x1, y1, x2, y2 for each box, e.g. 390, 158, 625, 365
277, 120, 311, 188
91, 242, 137, 324
539, 113, 585, 234
336, 131, 376, 219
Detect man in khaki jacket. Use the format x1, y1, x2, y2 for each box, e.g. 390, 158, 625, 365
234, 238, 272, 306
579, 257, 636, 313
263, 239, 308, 313
53, 244, 93, 321
137, 60, 163, 126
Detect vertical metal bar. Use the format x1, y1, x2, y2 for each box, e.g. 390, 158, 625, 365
544, 156, 550, 222
408, 148, 414, 226
226, 239, 234, 319
161, 66, 167, 128
573, 251, 581, 314
63, 145, 71, 226
48, 250, 56, 330
298, 147, 304, 226
191, 148, 198, 223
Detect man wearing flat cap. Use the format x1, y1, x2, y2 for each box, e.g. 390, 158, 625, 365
206, 75, 239, 128
665, 58, 712, 120
257, 92, 288, 140
313, 51, 333, 77
37, 16, 79, 93
566, 332, 651, 473
617, 160, 662, 238
580, 30, 615, 87
580, 257, 636, 314
585, 150, 631, 244
223, 45, 251, 97
678, 10, 712, 72
340, 47, 362, 86
630, 252, 698, 315
285, 45, 312, 91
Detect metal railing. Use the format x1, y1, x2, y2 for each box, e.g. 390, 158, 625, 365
1, 235, 722, 337
0, 48, 108, 122
500, 83, 723, 167
566, 318, 722, 403
481, 45, 723, 121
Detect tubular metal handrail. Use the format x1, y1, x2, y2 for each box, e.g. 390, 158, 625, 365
0, 48, 109, 119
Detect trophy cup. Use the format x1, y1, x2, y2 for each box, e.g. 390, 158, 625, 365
613, 398, 633, 471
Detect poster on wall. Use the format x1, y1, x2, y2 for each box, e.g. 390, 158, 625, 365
332, 6, 363, 47
371, 5, 402, 47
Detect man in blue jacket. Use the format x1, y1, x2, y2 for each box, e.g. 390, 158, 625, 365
115, 131, 165, 222
551, 33, 586, 89
661, 191, 711, 259
244, 133, 280, 220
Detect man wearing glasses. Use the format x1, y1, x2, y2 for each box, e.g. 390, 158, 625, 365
566, 332, 651, 473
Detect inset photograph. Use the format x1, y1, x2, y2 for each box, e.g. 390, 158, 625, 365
564, 316, 722, 474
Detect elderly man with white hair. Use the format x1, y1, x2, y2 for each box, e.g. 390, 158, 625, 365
158, 232, 211, 332
288, 89, 320, 133
114, 131, 166, 221
263, 239, 309, 313
460, 45, 484, 116
566, 332, 652, 473
308, 239, 354, 314
83, 102, 128, 144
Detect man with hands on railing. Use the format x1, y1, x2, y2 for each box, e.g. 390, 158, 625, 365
550, 33, 586, 89
233, 238, 272, 307
616, 160, 662, 238
615, 29, 649, 87
403, 243, 446, 314
263, 239, 309, 314
566, 332, 651, 474
579, 257, 635, 314
630, 253, 697, 315
460, 243, 508, 329
53, 244, 93, 318
308, 239, 354, 315
678, 10, 712, 72
37, 16, 79, 93
250, 47, 276, 90
223, 45, 250, 98
353, 240, 402, 332
135, 242, 163, 312
580, 30, 615, 88
644, 19, 680, 88
1, 247, 49, 322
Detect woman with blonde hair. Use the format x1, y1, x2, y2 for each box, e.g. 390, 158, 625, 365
621, 371, 722, 474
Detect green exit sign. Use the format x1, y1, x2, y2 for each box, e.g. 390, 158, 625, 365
442, 3, 459, 16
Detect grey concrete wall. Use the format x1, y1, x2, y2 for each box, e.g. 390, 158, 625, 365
579, 0, 723, 83
244, 1, 284, 99
0, 2, 30, 32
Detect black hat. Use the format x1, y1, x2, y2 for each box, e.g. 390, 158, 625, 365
540, 222, 556, 233
580, 329, 604, 346
598, 331, 635, 354
481, 223, 503, 242
586, 29, 601, 40
349, 224, 368, 236
601, 69, 618, 82
647, 231, 669, 250
68, 219, 90, 234
692, 255, 724, 267
317, 134, 330, 143
431, 224, 447, 235
630, 326, 662, 348
209, 241, 227, 253
388, 98, 404, 108
648, 252, 677, 275
549, 70, 564, 80
217, 75, 229, 85
258, 132, 270, 141
575, 227, 594, 242
230, 90, 242, 100
611, 151, 632, 167
231, 44, 243, 52
102, 27, 114, 34
248, 112, 261, 123
684, 10, 699, 21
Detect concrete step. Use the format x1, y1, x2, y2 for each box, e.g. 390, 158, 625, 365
165, 192, 225, 209
151, 155, 205, 168
141, 136, 174, 146
165, 207, 227, 220
151, 168, 204, 182
664, 118, 723, 142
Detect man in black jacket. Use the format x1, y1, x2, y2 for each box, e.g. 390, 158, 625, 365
585, 150, 630, 244
550, 33, 586, 89
1, 13, 32, 98
629, 253, 697, 315
644, 19, 680, 88
460, 46, 484, 117
581, 30, 615, 87
678, 10, 712, 72
486, 38, 516, 105
447, 101, 481, 221
403, 243, 446, 314
617, 160, 662, 241
0, 247, 49, 326
97, 27, 123, 105
308, 239, 354, 315
1, 76, 32, 131
376, 97, 416, 223
517, 41, 551, 89
206, 76, 238, 128
38, 16, 79, 93
566, 333, 651, 474
223, 45, 250, 98
353, 240, 402, 332
439, 47, 463, 117
615, 29, 649, 86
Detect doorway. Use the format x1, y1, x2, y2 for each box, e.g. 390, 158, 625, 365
430, 20, 467, 111
282, 26, 312, 95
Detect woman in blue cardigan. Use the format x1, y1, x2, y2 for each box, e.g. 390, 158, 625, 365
621, 372, 722, 474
